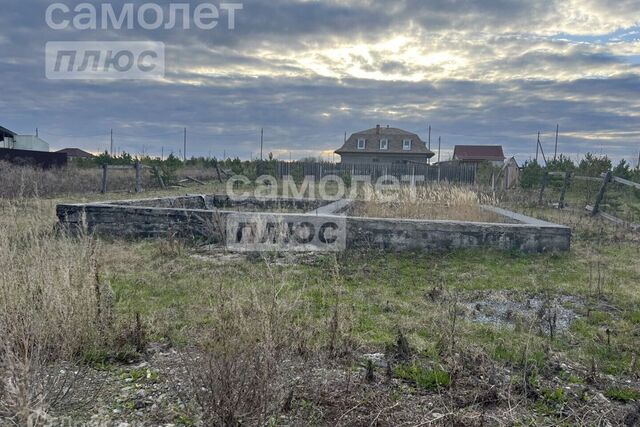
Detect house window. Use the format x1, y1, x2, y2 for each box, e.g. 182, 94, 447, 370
379, 139, 389, 150
403, 139, 412, 150
357, 138, 366, 150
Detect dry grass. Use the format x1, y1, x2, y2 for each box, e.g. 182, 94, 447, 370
0, 199, 113, 425
2, 183, 639, 425
351, 183, 506, 222
0, 162, 216, 199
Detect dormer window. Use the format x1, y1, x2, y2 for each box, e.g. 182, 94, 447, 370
357, 138, 366, 150
403, 139, 412, 150
379, 139, 389, 150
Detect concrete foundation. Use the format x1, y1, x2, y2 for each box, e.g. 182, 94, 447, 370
57, 195, 570, 253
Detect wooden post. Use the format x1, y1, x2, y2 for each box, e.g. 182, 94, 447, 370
538, 170, 549, 206
558, 172, 571, 209
134, 161, 142, 193
101, 164, 108, 193
592, 171, 612, 216
153, 166, 166, 189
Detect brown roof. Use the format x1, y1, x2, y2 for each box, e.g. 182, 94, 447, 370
335, 126, 434, 157
453, 145, 505, 161
56, 148, 95, 158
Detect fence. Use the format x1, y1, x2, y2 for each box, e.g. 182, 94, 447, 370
267, 161, 478, 184
536, 170, 640, 229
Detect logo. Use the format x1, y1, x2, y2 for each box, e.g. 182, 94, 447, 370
225, 213, 347, 252
46, 41, 165, 80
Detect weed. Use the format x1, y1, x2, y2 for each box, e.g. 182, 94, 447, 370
394, 363, 450, 390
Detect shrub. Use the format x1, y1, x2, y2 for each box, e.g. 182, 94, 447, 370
184, 279, 307, 425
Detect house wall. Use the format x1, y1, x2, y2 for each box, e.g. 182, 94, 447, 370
453, 159, 504, 167
12, 135, 50, 152
339, 153, 430, 164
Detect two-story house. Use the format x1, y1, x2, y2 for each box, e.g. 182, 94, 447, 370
335, 125, 435, 164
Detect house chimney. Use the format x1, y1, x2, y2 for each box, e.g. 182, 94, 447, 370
376, 124, 380, 135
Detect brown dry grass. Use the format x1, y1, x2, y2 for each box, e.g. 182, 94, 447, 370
0, 199, 113, 425
0, 161, 216, 199
351, 183, 506, 222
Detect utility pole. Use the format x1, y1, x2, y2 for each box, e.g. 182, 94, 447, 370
260, 128, 264, 161
536, 132, 540, 163
161, 146, 164, 161
110, 129, 113, 156
344, 132, 347, 143
36, 128, 39, 137
554, 124, 559, 162
428, 125, 432, 165
438, 136, 441, 163
183, 128, 187, 162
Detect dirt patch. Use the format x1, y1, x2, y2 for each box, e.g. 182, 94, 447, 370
462, 291, 583, 335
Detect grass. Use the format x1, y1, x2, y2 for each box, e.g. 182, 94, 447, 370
394, 363, 451, 390
3, 180, 640, 424
350, 182, 506, 222
605, 387, 640, 403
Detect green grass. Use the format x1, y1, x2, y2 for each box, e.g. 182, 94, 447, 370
94, 234, 640, 380
394, 363, 450, 390
605, 387, 640, 402
11, 186, 640, 402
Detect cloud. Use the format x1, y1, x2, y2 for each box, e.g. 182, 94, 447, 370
0, 0, 639, 163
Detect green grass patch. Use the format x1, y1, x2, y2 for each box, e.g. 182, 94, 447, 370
394, 363, 450, 390
605, 387, 640, 402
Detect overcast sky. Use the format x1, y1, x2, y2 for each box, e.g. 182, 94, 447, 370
1, 0, 639, 163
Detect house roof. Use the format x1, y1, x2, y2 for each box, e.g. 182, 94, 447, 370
335, 126, 435, 157
56, 148, 95, 158
453, 145, 505, 161
0, 126, 17, 138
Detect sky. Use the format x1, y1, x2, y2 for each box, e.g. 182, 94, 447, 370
1, 0, 639, 163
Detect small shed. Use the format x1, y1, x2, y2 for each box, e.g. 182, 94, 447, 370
500, 157, 520, 189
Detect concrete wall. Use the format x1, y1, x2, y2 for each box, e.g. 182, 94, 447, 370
346, 217, 569, 253
57, 195, 571, 253
99, 195, 325, 211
